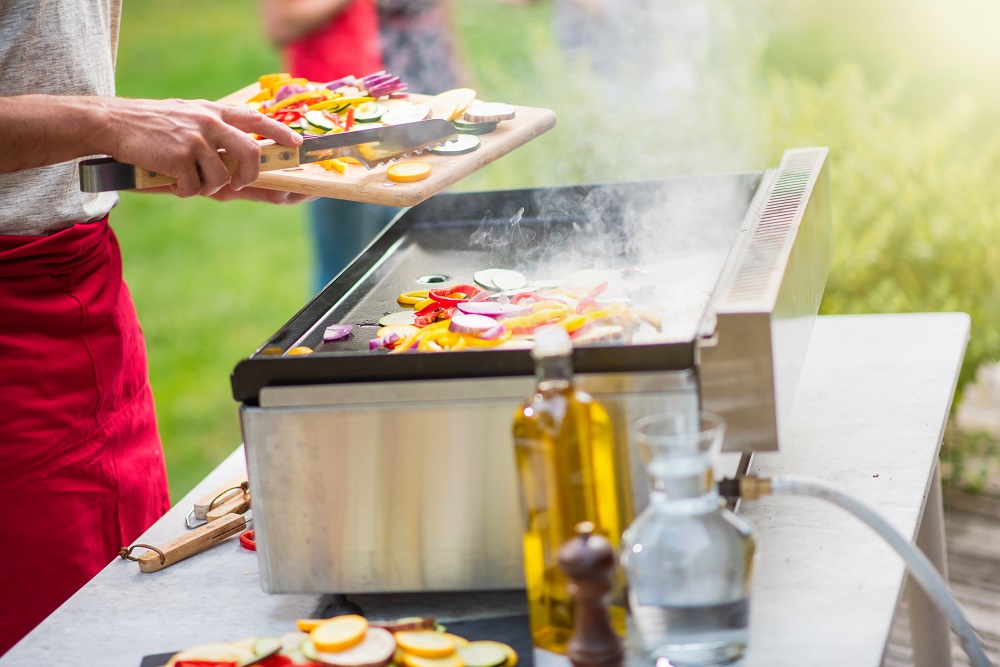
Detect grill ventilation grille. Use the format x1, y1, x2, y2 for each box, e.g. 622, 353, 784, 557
723, 150, 823, 304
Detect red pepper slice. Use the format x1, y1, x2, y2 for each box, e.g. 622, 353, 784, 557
413, 306, 455, 327
415, 301, 443, 317
344, 106, 355, 131
575, 281, 608, 314
508, 292, 539, 304
414, 308, 444, 327
428, 284, 481, 306
257, 655, 298, 667
322, 110, 342, 128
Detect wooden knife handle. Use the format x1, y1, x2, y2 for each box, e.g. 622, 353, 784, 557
79, 143, 303, 192
137, 513, 247, 573
133, 143, 300, 189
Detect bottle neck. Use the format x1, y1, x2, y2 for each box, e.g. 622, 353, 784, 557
534, 353, 574, 388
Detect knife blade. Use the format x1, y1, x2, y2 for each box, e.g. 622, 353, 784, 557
78, 118, 457, 192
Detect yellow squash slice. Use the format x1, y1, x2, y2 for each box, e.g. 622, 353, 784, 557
311, 614, 369, 653
387, 162, 432, 183
394, 631, 457, 659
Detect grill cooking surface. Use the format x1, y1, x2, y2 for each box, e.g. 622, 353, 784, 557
232, 174, 763, 403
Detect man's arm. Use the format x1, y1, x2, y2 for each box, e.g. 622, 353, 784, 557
0, 94, 302, 198
261, 0, 355, 45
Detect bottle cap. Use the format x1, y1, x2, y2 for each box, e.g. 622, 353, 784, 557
531, 325, 572, 359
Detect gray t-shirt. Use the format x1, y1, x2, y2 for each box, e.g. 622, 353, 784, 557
0, 0, 121, 236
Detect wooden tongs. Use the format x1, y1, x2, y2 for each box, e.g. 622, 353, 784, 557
120, 475, 251, 573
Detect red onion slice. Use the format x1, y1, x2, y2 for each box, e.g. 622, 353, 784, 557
369, 331, 402, 351
468, 290, 490, 303
274, 82, 307, 102
479, 324, 506, 340
324, 75, 357, 90
323, 324, 354, 341
449, 313, 505, 335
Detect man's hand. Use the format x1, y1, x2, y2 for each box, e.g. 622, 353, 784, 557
104, 97, 303, 198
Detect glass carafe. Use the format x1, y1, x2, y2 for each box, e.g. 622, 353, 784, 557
620, 411, 755, 667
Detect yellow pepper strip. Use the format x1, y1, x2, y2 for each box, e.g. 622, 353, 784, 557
309, 100, 348, 113
269, 88, 336, 112
412, 297, 436, 311
258, 73, 290, 87
505, 304, 571, 332
496, 301, 569, 332
459, 330, 513, 347
316, 158, 348, 173
390, 330, 421, 353
634, 309, 663, 331
397, 290, 430, 306
559, 314, 590, 333
391, 320, 449, 354
439, 332, 471, 350
309, 96, 374, 111
418, 327, 455, 352
246, 88, 272, 103
499, 313, 535, 332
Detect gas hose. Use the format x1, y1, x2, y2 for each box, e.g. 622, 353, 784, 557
719, 475, 992, 667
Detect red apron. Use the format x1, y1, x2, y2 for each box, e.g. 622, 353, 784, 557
0, 217, 170, 655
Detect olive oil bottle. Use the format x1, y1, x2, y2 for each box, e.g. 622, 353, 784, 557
512, 326, 631, 653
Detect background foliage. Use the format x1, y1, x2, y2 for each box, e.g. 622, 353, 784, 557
114, 0, 1000, 500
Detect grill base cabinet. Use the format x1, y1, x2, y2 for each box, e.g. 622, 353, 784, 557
235, 148, 832, 594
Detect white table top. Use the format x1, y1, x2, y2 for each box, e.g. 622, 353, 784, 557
0, 313, 970, 667
741, 312, 967, 666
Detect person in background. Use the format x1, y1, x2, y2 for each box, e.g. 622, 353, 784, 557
0, 0, 308, 655
262, 0, 465, 293
376, 0, 464, 100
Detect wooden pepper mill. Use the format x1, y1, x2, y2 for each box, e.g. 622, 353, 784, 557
557, 521, 625, 667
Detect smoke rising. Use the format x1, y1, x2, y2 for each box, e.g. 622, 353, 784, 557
464, 0, 773, 342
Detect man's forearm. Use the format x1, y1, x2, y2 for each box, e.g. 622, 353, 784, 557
0, 95, 112, 174
261, 0, 355, 45
0, 94, 303, 198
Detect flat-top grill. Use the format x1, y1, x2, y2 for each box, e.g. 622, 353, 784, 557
232, 147, 831, 594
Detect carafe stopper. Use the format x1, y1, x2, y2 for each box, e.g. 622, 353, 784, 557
557, 521, 625, 667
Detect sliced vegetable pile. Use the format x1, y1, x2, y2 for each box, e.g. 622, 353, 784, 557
366, 268, 662, 353
246, 73, 510, 175
165, 615, 517, 667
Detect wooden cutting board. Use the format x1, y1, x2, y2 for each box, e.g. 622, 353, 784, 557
217, 83, 557, 207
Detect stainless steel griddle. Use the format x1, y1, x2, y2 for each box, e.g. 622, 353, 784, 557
232, 147, 832, 594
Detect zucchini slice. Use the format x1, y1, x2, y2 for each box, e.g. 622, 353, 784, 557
305, 110, 336, 133
453, 118, 497, 135
354, 102, 387, 123
456, 643, 509, 667
430, 134, 481, 156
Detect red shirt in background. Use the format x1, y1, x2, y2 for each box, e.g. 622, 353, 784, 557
284, 0, 384, 82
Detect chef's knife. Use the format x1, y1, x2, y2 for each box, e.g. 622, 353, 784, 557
78, 118, 457, 192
